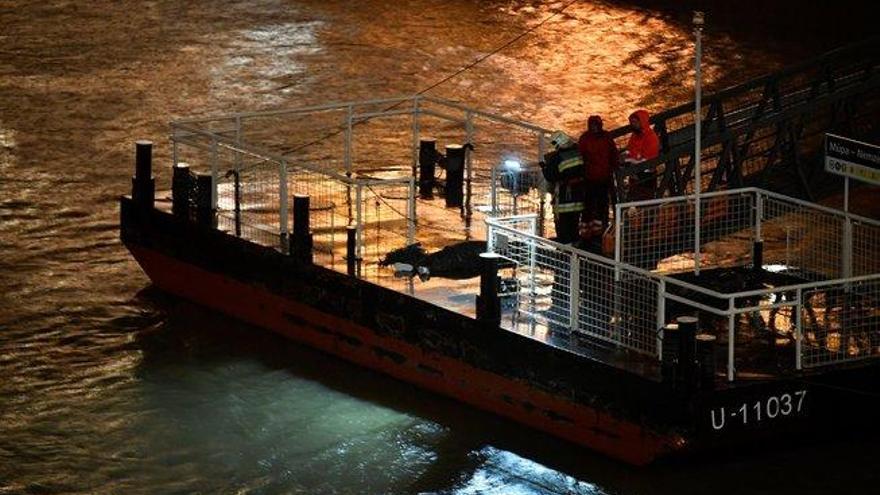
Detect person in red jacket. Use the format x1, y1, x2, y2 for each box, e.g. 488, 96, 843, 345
578, 115, 618, 229
623, 109, 660, 201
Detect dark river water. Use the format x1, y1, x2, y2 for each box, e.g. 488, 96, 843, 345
2, 1, 878, 493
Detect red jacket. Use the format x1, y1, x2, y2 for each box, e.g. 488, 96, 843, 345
625, 110, 659, 161
578, 125, 619, 182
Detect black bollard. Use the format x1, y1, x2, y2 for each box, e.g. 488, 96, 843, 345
418, 139, 438, 199
194, 173, 216, 228
172, 162, 193, 219
695, 333, 717, 391
132, 140, 155, 209
752, 240, 764, 272
476, 252, 501, 326
445, 144, 465, 208
346, 225, 358, 277
661, 323, 680, 384
676, 315, 698, 387
292, 195, 313, 264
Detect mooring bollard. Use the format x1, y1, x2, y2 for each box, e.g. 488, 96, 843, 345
661, 323, 680, 384
132, 140, 155, 209
695, 333, 717, 391
418, 138, 438, 199
346, 225, 357, 277
676, 315, 698, 386
445, 144, 465, 208
752, 239, 764, 272
476, 252, 501, 326
172, 162, 193, 219
292, 194, 313, 264
194, 173, 216, 228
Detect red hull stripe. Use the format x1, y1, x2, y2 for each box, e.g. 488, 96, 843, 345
129, 244, 682, 465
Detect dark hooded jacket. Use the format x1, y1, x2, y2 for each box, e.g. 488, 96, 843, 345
578, 115, 619, 182
625, 110, 659, 162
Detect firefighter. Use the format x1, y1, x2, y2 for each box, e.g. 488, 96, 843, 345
541, 130, 585, 244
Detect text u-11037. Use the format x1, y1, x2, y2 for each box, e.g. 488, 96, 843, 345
709, 390, 808, 431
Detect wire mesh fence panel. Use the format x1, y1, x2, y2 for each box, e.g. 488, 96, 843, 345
357, 180, 414, 267
617, 191, 755, 273
800, 279, 880, 368
488, 219, 660, 356
761, 195, 843, 281
852, 220, 880, 277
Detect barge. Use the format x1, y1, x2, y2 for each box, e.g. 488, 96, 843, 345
121, 96, 880, 465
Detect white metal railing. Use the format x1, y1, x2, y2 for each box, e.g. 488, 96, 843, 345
609, 187, 880, 376
171, 95, 556, 236
615, 187, 880, 279
172, 125, 415, 267
487, 217, 662, 357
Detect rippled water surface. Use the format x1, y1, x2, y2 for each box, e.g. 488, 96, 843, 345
1, 1, 877, 493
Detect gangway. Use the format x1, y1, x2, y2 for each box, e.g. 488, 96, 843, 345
609, 37, 880, 201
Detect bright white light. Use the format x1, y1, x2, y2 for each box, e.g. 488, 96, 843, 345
763, 263, 789, 273
503, 159, 521, 171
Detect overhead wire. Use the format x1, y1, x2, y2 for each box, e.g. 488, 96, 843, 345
278, 0, 581, 158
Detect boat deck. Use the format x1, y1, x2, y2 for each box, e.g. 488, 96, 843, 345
154, 190, 663, 381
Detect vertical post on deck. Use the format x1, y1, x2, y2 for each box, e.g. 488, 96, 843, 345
754, 192, 764, 271
233, 170, 241, 237
569, 251, 580, 333
465, 111, 474, 223
727, 300, 736, 382
355, 183, 363, 262
538, 133, 547, 238
693, 11, 704, 276
614, 207, 623, 282
210, 136, 219, 210
490, 165, 498, 215
293, 194, 313, 264
407, 177, 416, 245
844, 176, 850, 214
279, 160, 289, 251
234, 115, 243, 171
476, 252, 501, 326
346, 225, 357, 277
172, 162, 193, 219
695, 333, 717, 390
843, 217, 853, 280
411, 97, 420, 180
795, 288, 803, 370
132, 140, 155, 210
656, 280, 666, 360
345, 105, 354, 177
411, 97, 420, 222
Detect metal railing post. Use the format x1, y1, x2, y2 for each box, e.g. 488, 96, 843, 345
411, 97, 420, 222
279, 159, 289, 249
538, 133, 547, 238
234, 115, 242, 171
411, 97, 420, 179
843, 217, 853, 280
755, 191, 763, 243
407, 177, 416, 245
210, 136, 219, 210
355, 183, 363, 261
490, 165, 498, 216
465, 110, 474, 223
569, 252, 580, 332
795, 288, 803, 370
345, 105, 354, 176
614, 207, 623, 281
727, 299, 736, 382
656, 280, 666, 360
